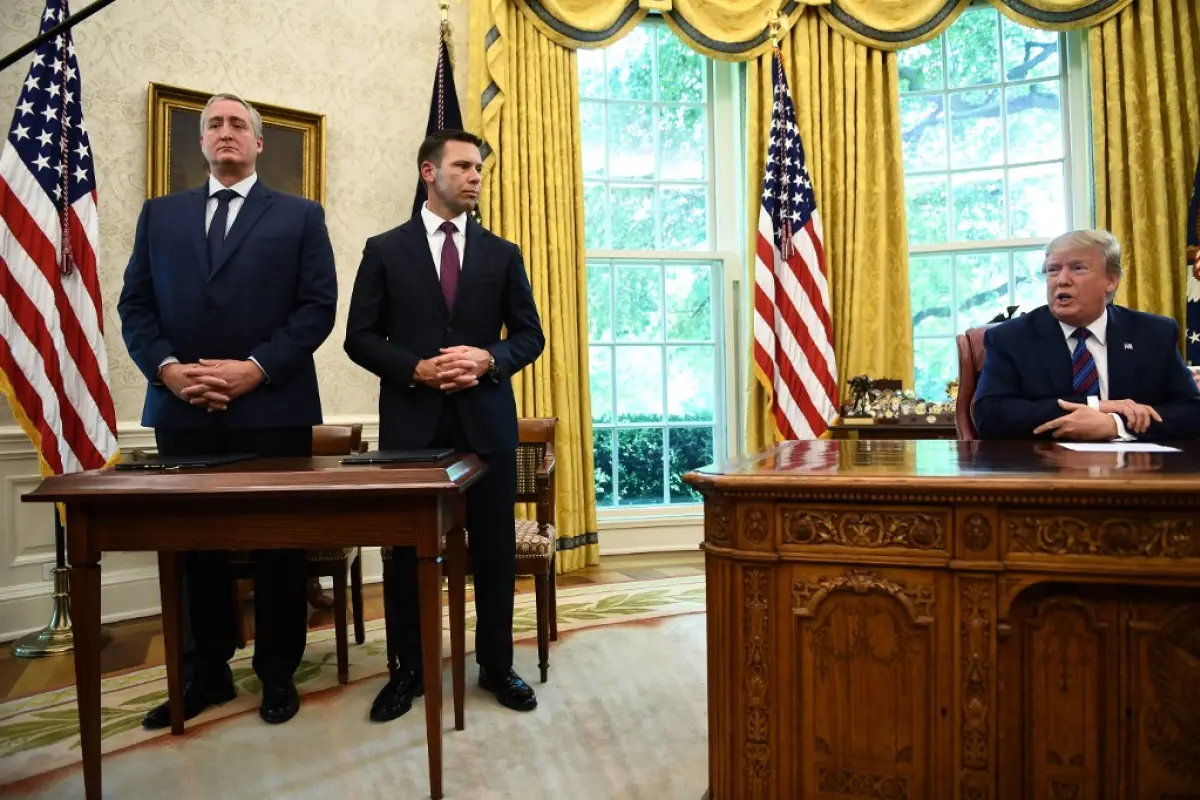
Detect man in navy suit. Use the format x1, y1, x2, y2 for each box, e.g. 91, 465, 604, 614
118, 93, 337, 728
344, 130, 544, 721
972, 229, 1200, 441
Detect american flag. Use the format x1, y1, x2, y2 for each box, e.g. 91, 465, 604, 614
0, 0, 118, 475
753, 50, 838, 440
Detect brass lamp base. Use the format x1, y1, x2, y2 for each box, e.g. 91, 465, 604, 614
11, 567, 112, 658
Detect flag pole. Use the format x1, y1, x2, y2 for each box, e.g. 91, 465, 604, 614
12, 510, 112, 657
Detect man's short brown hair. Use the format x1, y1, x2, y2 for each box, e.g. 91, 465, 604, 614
417, 129, 485, 171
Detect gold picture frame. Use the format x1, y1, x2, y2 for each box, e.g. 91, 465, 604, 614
145, 83, 325, 204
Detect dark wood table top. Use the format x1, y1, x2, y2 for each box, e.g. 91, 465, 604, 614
22, 454, 486, 502
687, 439, 1200, 496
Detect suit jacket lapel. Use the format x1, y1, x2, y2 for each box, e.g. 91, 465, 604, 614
190, 187, 210, 276
210, 181, 272, 279
1105, 305, 1134, 400
454, 218, 487, 318
402, 218, 449, 318
1032, 306, 1074, 396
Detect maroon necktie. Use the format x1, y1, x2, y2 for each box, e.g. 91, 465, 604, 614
439, 220, 460, 309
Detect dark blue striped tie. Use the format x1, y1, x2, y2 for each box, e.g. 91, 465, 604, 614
1071, 328, 1100, 396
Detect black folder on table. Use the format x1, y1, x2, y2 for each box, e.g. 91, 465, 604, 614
114, 453, 257, 471
339, 448, 455, 465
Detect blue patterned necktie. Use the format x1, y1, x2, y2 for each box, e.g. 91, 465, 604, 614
1071, 328, 1100, 396
207, 188, 238, 272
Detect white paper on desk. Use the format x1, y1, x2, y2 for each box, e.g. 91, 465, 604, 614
1057, 442, 1181, 453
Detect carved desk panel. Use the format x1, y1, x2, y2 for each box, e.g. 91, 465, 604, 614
687, 440, 1200, 800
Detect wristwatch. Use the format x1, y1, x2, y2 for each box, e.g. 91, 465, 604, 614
486, 352, 499, 383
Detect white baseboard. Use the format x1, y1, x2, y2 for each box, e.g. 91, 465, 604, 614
1, 567, 162, 642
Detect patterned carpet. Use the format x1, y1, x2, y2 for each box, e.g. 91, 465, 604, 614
0, 576, 707, 798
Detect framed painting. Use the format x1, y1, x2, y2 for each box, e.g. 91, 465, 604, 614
145, 82, 325, 204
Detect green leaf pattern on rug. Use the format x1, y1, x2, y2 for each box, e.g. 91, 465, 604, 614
0, 691, 165, 758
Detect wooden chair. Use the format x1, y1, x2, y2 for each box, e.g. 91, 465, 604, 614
381, 417, 559, 683
955, 325, 998, 440
232, 423, 367, 684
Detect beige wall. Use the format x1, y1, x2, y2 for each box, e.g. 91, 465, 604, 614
0, 0, 470, 638
0, 0, 469, 425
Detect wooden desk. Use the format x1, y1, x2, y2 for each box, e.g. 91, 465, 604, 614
686, 440, 1200, 799
25, 455, 484, 800
827, 422, 958, 440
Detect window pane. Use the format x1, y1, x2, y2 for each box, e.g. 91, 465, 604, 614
609, 186, 654, 249
905, 175, 950, 245
667, 345, 715, 423
946, 8, 1000, 89
656, 26, 705, 102
615, 345, 664, 421
660, 187, 708, 250
1012, 248, 1047, 313
607, 104, 655, 179
665, 263, 713, 340
913, 337, 956, 403
581, 101, 606, 178
909, 255, 953, 336
955, 251, 1010, 329
898, 38, 944, 93
578, 49, 606, 99
587, 261, 612, 342
589, 345, 613, 423
605, 27, 654, 101
615, 264, 663, 341
584, 182, 609, 249
1008, 162, 1065, 238
1005, 82, 1063, 164
659, 106, 707, 180
1003, 19, 1059, 81
593, 427, 614, 507
952, 169, 1005, 241
617, 427, 665, 505
901, 95, 947, 171
669, 426, 713, 503
950, 89, 1003, 169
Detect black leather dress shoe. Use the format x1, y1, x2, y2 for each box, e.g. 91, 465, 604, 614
479, 666, 537, 712
259, 680, 300, 725
142, 676, 236, 730
370, 669, 424, 723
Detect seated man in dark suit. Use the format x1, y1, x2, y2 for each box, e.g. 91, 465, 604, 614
972, 229, 1200, 441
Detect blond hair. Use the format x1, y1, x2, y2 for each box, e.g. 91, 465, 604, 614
1044, 229, 1122, 302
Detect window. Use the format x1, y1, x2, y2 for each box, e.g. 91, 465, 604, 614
900, 7, 1090, 400
580, 23, 731, 508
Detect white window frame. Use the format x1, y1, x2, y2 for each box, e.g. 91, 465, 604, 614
584, 30, 745, 527
905, 22, 1093, 397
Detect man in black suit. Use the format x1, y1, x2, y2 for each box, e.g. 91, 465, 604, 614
972, 229, 1200, 441
118, 93, 337, 727
344, 130, 544, 720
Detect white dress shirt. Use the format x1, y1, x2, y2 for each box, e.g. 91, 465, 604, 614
1058, 313, 1132, 439
421, 202, 467, 276
205, 173, 257, 236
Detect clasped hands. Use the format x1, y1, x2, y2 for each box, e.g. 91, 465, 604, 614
413, 346, 492, 393
1032, 398, 1161, 440
161, 359, 265, 412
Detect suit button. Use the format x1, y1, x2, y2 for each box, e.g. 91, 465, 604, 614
205, 304, 215, 312
445, 326, 453, 333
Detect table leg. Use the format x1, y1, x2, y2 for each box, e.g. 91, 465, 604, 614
157, 552, 185, 734
447, 512, 466, 731
418, 553, 444, 800
71, 558, 102, 799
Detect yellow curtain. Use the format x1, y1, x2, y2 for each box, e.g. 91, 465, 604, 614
513, 0, 805, 59
1090, 0, 1200, 328
468, 1, 600, 572
746, 12, 913, 452
817, 0, 1131, 50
